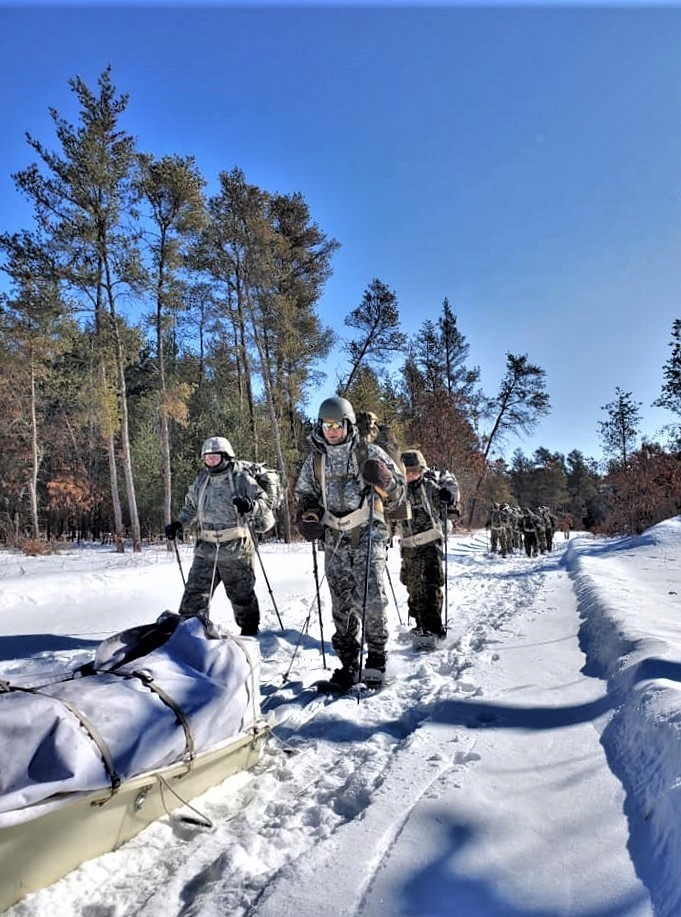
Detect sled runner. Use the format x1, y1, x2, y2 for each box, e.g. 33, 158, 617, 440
0, 613, 268, 912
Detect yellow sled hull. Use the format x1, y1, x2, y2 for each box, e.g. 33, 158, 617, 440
0, 726, 268, 912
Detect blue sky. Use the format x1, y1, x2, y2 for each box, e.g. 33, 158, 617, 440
2, 4, 681, 463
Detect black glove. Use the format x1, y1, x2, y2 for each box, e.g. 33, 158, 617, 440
362, 458, 392, 491
233, 495, 254, 515
297, 511, 325, 542
439, 488, 454, 505
165, 520, 182, 540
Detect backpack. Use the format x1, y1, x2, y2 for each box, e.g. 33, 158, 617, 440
245, 462, 285, 534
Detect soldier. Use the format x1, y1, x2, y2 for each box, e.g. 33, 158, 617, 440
535, 506, 549, 554
399, 449, 461, 644
539, 505, 557, 552
499, 503, 515, 555
486, 502, 502, 554
522, 507, 540, 557
165, 436, 270, 636
294, 396, 406, 691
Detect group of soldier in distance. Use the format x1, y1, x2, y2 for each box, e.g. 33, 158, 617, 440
164, 395, 561, 695
486, 502, 566, 558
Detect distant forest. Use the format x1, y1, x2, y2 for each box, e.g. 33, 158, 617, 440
1, 68, 680, 551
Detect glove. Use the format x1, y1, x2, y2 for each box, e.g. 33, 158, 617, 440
297, 511, 325, 542
452, 503, 462, 518
165, 520, 182, 540
439, 488, 454, 505
362, 458, 392, 492
233, 495, 254, 515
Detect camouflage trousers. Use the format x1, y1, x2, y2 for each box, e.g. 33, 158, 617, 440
524, 531, 538, 557
178, 539, 260, 634
491, 526, 510, 556
400, 542, 445, 634
323, 524, 389, 667
536, 528, 548, 553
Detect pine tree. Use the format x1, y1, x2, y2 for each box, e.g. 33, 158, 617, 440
468, 353, 550, 525
599, 387, 642, 467
340, 279, 406, 393
3, 67, 144, 550
654, 318, 681, 445
136, 153, 207, 535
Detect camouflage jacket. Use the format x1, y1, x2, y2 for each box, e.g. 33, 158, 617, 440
177, 462, 270, 538
294, 429, 405, 529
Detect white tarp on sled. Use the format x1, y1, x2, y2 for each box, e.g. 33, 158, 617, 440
0, 613, 261, 826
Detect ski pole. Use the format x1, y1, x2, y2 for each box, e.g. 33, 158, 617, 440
172, 538, 186, 586
311, 540, 327, 668
206, 543, 220, 619
443, 510, 449, 633
357, 489, 376, 695
384, 562, 403, 626
249, 523, 284, 631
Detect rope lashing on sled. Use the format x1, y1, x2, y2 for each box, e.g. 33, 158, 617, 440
231, 637, 262, 733
0, 678, 121, 798
117, 669, 197, 764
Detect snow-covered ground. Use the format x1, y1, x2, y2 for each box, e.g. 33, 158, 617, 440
2, 519, 681, 916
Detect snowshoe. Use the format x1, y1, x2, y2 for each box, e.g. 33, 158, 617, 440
315, 679, 352, 695
316, 665, 358, 695
411, 628, 445, 651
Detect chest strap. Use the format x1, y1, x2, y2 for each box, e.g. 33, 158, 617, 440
315, 452, 384, 531
322, 503, 385, 532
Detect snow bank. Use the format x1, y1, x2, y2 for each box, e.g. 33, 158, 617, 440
564, 517, 681, 917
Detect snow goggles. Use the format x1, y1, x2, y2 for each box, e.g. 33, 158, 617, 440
321, 420, 345, 431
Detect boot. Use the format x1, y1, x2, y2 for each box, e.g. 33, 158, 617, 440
364, 651, 386, 687
329, 664, 359, 692
421, 612, 446, 640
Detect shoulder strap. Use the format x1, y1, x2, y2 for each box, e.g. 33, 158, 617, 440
313, 452, 326, 510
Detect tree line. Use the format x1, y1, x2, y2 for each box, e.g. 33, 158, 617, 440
1, 68, 680, 550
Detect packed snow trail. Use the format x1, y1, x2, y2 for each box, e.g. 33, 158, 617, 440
4, 534, 651, 917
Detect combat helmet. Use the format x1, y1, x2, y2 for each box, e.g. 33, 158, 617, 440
200, 436, 235, 459
401, 449, 428, 472
317, 396, 356, 427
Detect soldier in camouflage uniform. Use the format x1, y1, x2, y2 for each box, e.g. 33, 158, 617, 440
165, 436, 270, 636
294, 397, 406, 691
522, 507, 540, 557
486, 503, 501, 553
535, 506, 549, 554
544, 506, 557, 551
399, 450, 461, 640
499, 503, 515, 555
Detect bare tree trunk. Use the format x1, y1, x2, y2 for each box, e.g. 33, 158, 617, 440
28, 357, 40, 539
103, 253, 142, 552
234, 285, 258, 459
155, 252, 173, 551
112, 327, 142, 552
245, 294, 291, 542
106, 428, 125, 551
